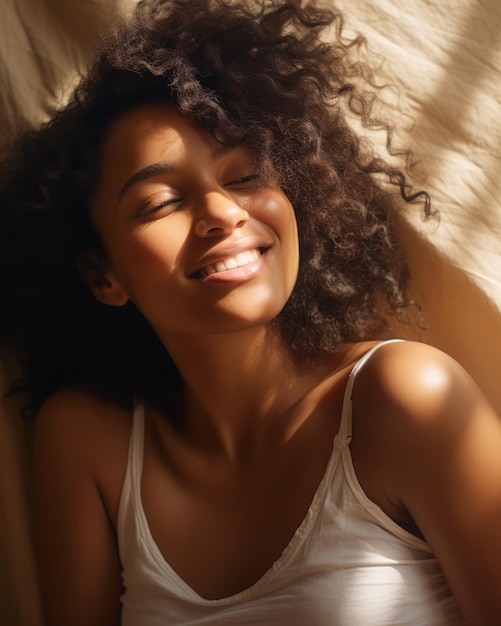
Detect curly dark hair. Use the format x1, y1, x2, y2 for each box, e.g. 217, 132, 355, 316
0, 0, 428, 412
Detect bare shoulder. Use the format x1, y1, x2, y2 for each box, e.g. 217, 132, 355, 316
352, 337, 501, 474
36, 386, 132, 449
350, 339, 501, 527
35, 386, 133, 525
353, 340, 495, 434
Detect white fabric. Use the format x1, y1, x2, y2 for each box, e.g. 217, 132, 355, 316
117, 341, 465, 625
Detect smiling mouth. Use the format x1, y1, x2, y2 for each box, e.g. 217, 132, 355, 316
190, 248, 268, 278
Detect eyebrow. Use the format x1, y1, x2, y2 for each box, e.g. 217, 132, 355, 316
117, 161, 177, 204
116, 144, 236, 205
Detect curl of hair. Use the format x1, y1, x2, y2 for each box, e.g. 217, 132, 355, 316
0, 0, 429, 412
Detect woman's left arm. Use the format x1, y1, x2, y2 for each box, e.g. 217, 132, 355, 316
362, 342, 501, 624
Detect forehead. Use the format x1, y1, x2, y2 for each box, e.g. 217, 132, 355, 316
100, 103, 214, 167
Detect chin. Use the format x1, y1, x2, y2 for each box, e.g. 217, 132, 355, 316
213, 292, 289, 330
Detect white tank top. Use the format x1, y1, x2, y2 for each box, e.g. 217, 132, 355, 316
117, 340, 465, 624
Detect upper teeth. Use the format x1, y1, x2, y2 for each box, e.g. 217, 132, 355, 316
203, 249, 260, 276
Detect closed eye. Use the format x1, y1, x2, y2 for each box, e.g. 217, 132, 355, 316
139, 195, 182, 217
224, 174, 259, 188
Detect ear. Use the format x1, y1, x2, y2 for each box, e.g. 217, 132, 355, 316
76, 251, 129, 307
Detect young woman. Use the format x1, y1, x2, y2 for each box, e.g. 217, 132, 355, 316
0, 0, 500, 624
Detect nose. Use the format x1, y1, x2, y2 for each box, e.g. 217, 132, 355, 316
193, 190, 249, 237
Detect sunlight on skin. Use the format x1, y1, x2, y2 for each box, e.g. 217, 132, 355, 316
420, 363, 450, 393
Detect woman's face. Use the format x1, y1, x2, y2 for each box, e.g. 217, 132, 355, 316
90, 103, 299, 341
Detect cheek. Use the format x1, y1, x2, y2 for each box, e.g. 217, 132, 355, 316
108, 223, 186, 295
256, 190, 298, 239
255, 190, 299, 299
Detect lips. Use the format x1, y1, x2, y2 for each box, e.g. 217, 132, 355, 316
188, 246, 269, 279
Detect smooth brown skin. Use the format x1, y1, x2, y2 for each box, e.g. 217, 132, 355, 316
33, 106, 501, 625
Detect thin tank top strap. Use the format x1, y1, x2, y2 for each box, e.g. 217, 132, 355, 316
117, 398, 146, 563
127, 398, 146, 485
334, 339, 405, 447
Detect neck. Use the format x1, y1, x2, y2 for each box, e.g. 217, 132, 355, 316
158, 324, 334, 461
